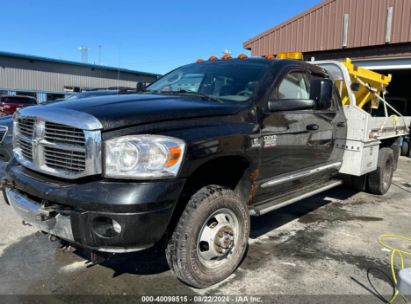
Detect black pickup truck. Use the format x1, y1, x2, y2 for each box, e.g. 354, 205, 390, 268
2, 57, 398, 288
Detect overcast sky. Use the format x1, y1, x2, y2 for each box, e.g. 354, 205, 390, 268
1, 0, 321, 74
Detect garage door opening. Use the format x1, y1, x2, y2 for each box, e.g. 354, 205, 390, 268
369, 69, 411, 117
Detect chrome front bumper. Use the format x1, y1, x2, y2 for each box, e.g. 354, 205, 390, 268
5, 187, 74, 242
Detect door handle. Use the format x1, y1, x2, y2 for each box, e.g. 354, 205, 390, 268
306, 124, 319, 131
337, 121, 346, 128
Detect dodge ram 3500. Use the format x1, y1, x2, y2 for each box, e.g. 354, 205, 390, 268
2, 55, 410, 288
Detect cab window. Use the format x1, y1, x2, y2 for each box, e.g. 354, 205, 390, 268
274, 71, 310, 100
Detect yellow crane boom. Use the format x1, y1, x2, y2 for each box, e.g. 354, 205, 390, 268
340, 58, 392, 109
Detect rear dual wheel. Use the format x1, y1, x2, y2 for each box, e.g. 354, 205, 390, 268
345, 148, 395, 195
401, 140, 409, 156
367, 148, 395, 195
166, 185, 250, 288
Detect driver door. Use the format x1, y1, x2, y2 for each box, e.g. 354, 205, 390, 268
255, 69, 336, 203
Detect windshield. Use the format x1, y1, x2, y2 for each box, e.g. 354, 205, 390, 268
146, 60, 270, 102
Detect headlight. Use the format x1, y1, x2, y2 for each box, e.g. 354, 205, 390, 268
104, 135, 186, 179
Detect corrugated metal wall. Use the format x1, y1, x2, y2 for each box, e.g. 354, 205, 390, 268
244, 0, 411, 56
0, 56, 156, 92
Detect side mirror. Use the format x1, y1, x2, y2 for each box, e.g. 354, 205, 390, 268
309, 79, 333, 110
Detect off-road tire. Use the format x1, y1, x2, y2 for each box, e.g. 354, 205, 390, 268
367, 148, 395, 195
165, 185, 250, 288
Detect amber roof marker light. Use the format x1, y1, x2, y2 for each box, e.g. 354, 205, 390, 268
277, 52, 303, 60
202, 54, 251, 61
221, 54, 232, 60
263, 54, 275, 59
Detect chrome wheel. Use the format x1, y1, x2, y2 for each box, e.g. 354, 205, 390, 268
166, 185, 250, 288
197, 208, 240, 268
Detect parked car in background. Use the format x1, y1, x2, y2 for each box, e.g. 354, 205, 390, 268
0, 95, 37, 116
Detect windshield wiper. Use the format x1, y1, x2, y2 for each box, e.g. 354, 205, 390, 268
150, 89, 223, 103
179, 89, 224, 103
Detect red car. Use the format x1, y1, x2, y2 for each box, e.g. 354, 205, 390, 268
0, 95, 37, 116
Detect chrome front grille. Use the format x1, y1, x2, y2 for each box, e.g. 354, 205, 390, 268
15, 117, 35, 160
45, 122, 86, 145
44, 146, 86, 172
13, 109, 102, 179
17, 117, 35, 138
43, 121, 87, 172
18, 138, 33, 161
0, 126, 8, 143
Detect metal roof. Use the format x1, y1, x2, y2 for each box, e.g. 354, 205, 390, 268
0, 51, 160, 77
244, 0, 411, 56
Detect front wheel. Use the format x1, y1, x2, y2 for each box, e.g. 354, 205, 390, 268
166, 185, 250, 288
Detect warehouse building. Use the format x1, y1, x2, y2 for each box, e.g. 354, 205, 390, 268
0, 51, 159, 102
244, 0, 411, 115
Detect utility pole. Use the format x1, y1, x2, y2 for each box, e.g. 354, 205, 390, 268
78, 46, 89, 63
98, 45, 102, 65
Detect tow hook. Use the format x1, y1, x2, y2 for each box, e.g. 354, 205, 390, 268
36, 203, 58, 222
36, 213, 54, 222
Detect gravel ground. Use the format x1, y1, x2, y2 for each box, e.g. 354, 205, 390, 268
0, 158, 410, 303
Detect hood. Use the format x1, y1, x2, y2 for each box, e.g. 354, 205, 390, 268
44, 93, 243, 130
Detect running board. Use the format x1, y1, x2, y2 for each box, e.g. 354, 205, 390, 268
252, 179, 343, 216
